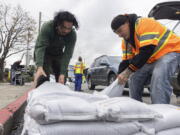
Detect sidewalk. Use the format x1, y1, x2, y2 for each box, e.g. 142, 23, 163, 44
0, 82, 33, 135
0, 83, 33, 109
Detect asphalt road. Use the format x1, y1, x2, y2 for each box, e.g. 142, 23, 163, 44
77, 82, 180, 106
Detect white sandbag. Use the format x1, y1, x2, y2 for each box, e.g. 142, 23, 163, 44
0, 124, 3, 135
93, 97, 162, 122
22, 113, 153, 135
156, 127, 180, 135
28, 82, 108, 105
27, 96, 100, 124
93, 79, 124, 97
27, 96, 161, 124
141, 104, 180, 132
26, 82, 109, 124
133, 133, 147, 135
21, 113, 40, 135
133, 133, 150, 135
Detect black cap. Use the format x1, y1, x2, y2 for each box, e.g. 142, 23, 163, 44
111, 15, 129, 31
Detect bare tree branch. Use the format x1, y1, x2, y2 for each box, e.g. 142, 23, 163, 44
6, 49, 26, 58
0, 3, 36, 80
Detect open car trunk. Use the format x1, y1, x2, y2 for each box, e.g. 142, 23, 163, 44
148, 1, 180, 20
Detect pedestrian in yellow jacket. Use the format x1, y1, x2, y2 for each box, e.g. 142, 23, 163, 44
111, 14, 180, 104
74, 56, 85, 91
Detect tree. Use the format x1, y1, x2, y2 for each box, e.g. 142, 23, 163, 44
0, 3, 36, 81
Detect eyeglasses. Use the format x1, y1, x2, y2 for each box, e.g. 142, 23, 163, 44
59, 24, 73, 31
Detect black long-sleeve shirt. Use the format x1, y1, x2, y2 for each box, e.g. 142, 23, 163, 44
118, 45, 156, 73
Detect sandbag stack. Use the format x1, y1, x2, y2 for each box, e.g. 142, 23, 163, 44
21, 81, 180, 135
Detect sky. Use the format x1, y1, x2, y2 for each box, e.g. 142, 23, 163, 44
2, 0, 178, 68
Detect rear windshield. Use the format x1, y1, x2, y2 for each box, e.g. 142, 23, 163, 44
158, 20, 180, 36
108, 56, 121, 64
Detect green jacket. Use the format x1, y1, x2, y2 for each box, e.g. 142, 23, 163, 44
34, 20, 76, 75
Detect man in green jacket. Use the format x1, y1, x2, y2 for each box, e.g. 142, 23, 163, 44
34, 11, 79, 87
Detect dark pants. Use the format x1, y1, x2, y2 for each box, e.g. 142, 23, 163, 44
75, 74, 82, 91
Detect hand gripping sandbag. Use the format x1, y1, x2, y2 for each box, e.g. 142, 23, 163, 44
94, 79, 124, 97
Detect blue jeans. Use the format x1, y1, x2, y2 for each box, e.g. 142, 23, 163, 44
129, 52, 180, 104
75, 74, 82, 91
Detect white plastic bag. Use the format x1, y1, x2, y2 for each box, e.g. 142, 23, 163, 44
94, 79, 124, 97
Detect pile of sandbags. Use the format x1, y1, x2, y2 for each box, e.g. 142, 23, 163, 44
22, 82, 159, 135
21, 81, 180, 135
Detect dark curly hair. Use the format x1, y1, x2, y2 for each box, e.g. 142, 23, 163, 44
53, 11, 79, 30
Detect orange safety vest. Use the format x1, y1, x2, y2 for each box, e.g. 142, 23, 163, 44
74, 62, 85, 74
122, 17, 180, 63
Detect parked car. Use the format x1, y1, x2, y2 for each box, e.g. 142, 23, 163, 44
87, 55, 121, 90
67, 65, 75, 82
148, 1, 180, 97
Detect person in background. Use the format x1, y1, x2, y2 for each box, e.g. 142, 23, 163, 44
111, 14, 180, 104
11, 60, 23, 84
74, 56, 85, 91
34, 11, 79, 88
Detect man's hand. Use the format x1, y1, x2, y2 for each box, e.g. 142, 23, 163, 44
118, 68, 133, 85
58, 74, 65, 84
33, 66, 47, 87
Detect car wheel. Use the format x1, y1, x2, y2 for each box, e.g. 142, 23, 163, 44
88, 77, 95, 90
108, 74, 116, 85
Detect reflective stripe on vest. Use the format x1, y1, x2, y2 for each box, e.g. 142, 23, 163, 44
151, 29, 172, 57
137, 32, 159, 44
135, 19, 173, 59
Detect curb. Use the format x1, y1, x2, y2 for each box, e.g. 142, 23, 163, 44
0, 89, 32, 135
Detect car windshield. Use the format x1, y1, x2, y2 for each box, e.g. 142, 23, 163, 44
108, 56, 121, 64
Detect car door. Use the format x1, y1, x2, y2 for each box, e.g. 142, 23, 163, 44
98, 57, 110, 84
90, 58, 101, 83
93, 57, 102, 83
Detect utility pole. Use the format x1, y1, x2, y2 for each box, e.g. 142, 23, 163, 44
26, 27, 30, 72
38, 12, 42, 34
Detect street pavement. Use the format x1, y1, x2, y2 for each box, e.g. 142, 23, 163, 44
0, 82, 33, 109
77, 82, 180, 106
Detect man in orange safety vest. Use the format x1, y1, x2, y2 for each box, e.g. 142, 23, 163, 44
111, 14, 180, 104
